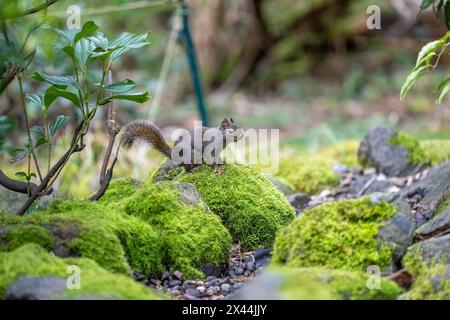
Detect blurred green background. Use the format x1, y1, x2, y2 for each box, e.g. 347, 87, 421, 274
1, 0, 450, 198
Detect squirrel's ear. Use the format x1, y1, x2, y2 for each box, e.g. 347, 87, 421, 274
221, 118, 230, 129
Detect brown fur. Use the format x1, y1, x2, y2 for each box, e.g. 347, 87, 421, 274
120, 121, 172, 157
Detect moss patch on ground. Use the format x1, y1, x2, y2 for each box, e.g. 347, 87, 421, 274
0, 244, 165, 299
125, 181, 232, 279
318, 140, 360, 168
272, 197, 397, 271
420, 139, 450, 165
276, 156, 340, 195
173, 164, 295, 250
270, 267, 402, 300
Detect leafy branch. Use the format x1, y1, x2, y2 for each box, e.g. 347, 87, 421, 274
0, 21, 151, 214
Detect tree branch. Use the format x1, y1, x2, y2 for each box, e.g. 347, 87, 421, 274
0, 170, 38, 194
90, 70, 121, 201
3, 0, 60, 20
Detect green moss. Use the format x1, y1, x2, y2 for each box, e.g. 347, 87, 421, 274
1, 201, 164, 277
271, 267, 401, 300
0, 225, 54, 251
276, 156, 340, 195
0, 244, 166, 299
420, 139, 450, 165
99, 178, 141, 205
175, 164, 295, 250
318, 140, 360, 168
388, 132, 431, 165
401, 249, 450, 300
273, 197, 397, 271
125, 181, 232, 279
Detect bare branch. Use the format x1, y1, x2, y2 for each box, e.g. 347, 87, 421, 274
0, 170, 38, 194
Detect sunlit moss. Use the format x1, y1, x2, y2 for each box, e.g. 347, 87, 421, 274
318, 140, 360, 168
176, 164, 295, 250
420, 139, 450, 165
272, 197, 397, 271
125, 181, 232, 279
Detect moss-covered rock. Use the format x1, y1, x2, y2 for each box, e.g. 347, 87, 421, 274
401, 243, 450, 300
273, 196, 404, 272
0, 244, 166, 299
318, 140, 360, 168
125, 181, 232, 279
276, 156, 340, 195
233, 267, 402, 300
170, 164, 295, 250
0, 201, 164, 277
99, 177, 141, 205
389, 132, 430, 165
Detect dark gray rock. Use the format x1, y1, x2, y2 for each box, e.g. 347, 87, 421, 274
199, 262, 226, 278
168, 280, 182, 287
286, 193, 311, 215
376, 196, 416, 267
406, 234, 450, 266
172, 270, 183, 281
161, 271, 170, 281
234, 267, 245, 276
357, 127, 421, 177
416, 207, 450, 240
185, 288, 201, 298
348, 174, 399, 196
221, 283, 231, 294
5, 276, 66, 300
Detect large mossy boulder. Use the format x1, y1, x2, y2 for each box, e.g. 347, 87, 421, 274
125, 181, 232, 279
276, 156, 340, 195
169, 164, 295, 250
0, 244, 165, 300
0, 201, 164, 277
232, 267, 402, 300
272, 196, 415, 272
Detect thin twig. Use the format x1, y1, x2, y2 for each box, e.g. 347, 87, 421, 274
3, 0, 60, 20
17, 75, 43, 183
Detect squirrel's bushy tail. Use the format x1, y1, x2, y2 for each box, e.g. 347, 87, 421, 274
120, 121, 172, 157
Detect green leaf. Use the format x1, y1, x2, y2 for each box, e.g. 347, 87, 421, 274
100, 92, 150, 105
42, 25, 71, 46
50, 115, 69, 137
400, 65, 429, 100
103, 79, 137, 93
0, 115, 16, 136
87, 32, 109, 50
109, 32, 150, 61
62, 45, 75, 60
44, 86, 82, 109
437, 77, 450, 103
26, 94, 45, 109
10, 149, 27, 163
15, 171, 27, 178
415, 39, 444, 66
74, 21, 100, 44
420, 0, 435, 10
31, 72, 79, 89
75, 38, 94, 67
445, 0, 450, 29
31, 126, 48, 147
29, 173, 37, 179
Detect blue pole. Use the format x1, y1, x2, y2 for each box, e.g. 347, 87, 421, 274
179, 1, 208, 126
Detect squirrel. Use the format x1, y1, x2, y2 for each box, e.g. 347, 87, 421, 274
120, 118, 244, 172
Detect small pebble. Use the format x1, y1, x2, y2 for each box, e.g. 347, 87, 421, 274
197, 286, 206, 295
234, 267, 245, 276
185, 288, 200, 297
171, 289, 181, 295
206, 276, 216, 281
221, 283, 231, 293
183, 280, 196, 289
